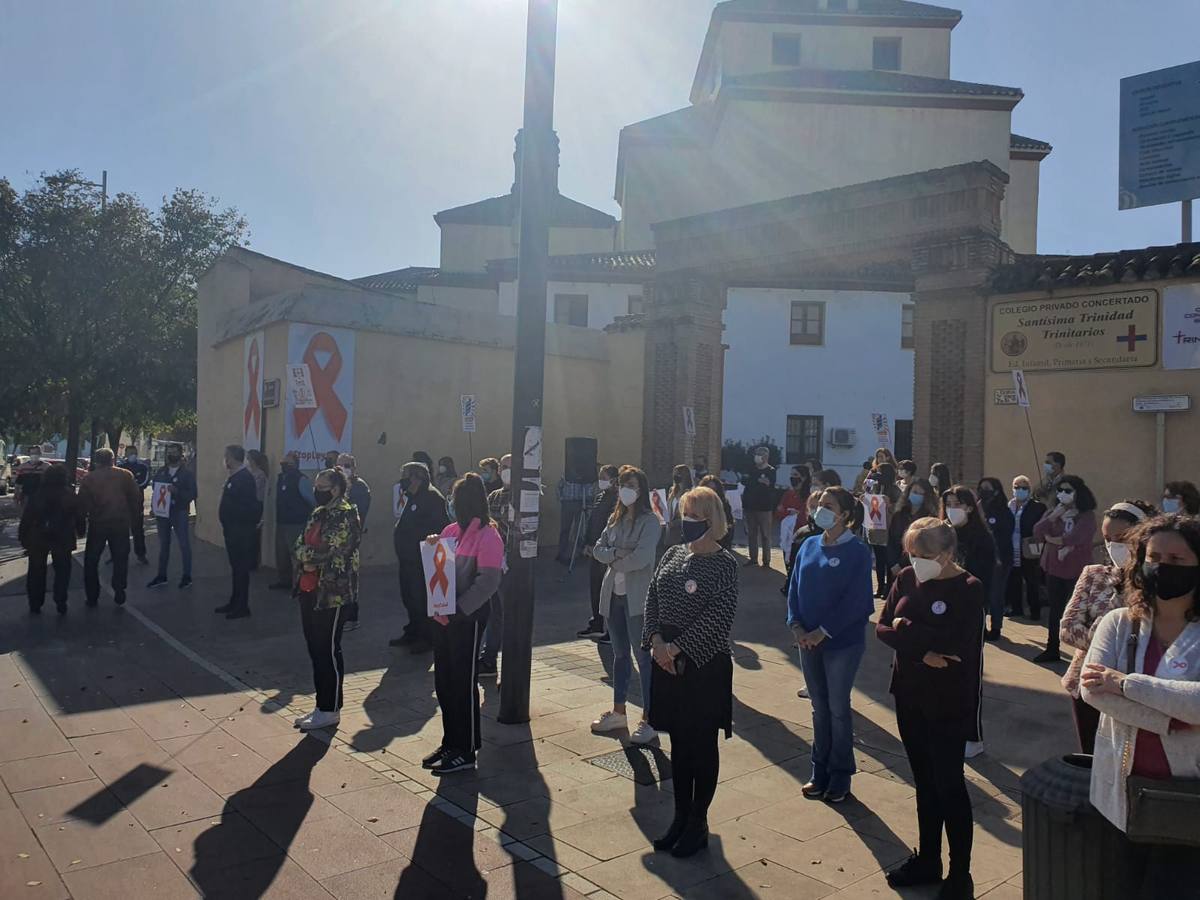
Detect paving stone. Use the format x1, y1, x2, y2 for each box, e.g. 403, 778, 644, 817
13, 779, 122, 828
149, 811, 281, 871
51, 706, 137, 739
0, 751, 97, 794
478, 796, 590, 841
326, 782, 429, 834
70, 729, 169, 783
34, 809, 161, 873
0, 808, 70, 900
277, 808, 402, 880
107, 767, 225, 831
766, 825, 910, 889
684, 859, 835, 899
0, 706, 71, 763
225, 780, 341, 846
123, 699, 214, 741
60, 851, 199, 900
379, 808, 516, 882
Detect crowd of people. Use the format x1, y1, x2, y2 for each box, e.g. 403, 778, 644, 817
13, 437, 1200, 893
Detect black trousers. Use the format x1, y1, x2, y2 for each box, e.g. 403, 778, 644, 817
84, 525, 130, 604
1045, 574, 1078, 653
224, 527, 256, 612
1071, 694, 1101, 755
26, 546, 72, 610
397, 560, 429, 641
299, 596, 346, 712
669, 720, 721, 820
1006, 558, 1043, 617
1104, 815, 1200, 898
131, 507, 147, 560
871, 544, 889, 597
433, 608, 489, 755
897, 704, 973, 879
588, 557, 606, 627
479, 589, 504, 665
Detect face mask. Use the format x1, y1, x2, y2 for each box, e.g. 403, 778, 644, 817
438, 465, 447, 474
1057, 491, 1075, 506
680, 517, 708, 544
619, 486, 639, 507
127, 453, 137, 461
911, 557, 943, 584
500, 469, 511, 487
813, 507, 838, 531
1142, 562, 1200, 601
946, 507, 968, 527
1107, 541, 1132, 569
1014, 487, 1030, 501
1044, 463, 1055, 475
790, 477, 802, 488
755, 456, 767, 467
929, 475, 939, 488
909, 492, 924, 509
1163, 498, 1182, 514
811, 483, 825, 494
979, 487, 993, 498
343, 467, 354, 478
314, 489, 333, 506
673, 476, 684, 485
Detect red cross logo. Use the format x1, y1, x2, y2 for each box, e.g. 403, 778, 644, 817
1117, 325, 1147, 352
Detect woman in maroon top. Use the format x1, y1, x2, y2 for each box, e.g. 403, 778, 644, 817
1032, 475, 1098, 664
877, 517, 985, 900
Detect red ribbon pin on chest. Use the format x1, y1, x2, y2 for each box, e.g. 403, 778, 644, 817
292, 332, 349, 441
429, 542, 449, 596
244, 338, 261, 435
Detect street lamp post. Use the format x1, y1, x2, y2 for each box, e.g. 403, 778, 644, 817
499, 0, 559, 724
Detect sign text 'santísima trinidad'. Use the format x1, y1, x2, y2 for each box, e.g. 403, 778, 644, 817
991, 290, 1159, 373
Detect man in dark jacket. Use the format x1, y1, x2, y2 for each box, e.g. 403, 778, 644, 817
268, 451, 314, 591
78, 449, 143, 607
18, 463, 83, 614
578, 464, 620, 640
389, 461, 449, 653
216, 445, 262, 620
117, 445, 151, 565
741, 446, 777, 568
146, 443, 199, 589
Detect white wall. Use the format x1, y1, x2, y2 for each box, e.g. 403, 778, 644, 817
722, 287, 914, 485
497, 280, 643, 328
1001, 157, 1041, 254
440, 221, 615, 273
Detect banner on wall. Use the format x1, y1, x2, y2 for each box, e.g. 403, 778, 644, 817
1163, 284, 1200, 370
870, 413, 892, 451
242, 332, 264, 451
285, 324, 355, 467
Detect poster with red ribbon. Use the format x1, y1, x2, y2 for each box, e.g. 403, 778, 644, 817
151, 481, 172, 518
242, 332, 265, 451
421, 537, 457, 616
285, 324, 355, 467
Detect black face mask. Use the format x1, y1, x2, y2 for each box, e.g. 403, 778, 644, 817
1142, 562, 1200, 601
314, 489, 334, 506
167, 456, 181, 465
790, 477, 802, 488
680, 518, 708, 543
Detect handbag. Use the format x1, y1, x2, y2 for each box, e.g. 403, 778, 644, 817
1122, 619, 1200, 847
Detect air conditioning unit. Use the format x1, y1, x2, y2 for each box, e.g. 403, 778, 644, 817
828, 427, 857, 448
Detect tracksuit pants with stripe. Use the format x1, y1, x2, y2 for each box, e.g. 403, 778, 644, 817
299, 595, 346, 713
433, 607, 490, 756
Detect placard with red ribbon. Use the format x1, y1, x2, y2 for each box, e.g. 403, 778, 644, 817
421, 537, 457, 615
151, 481, 173, 518
285, 324, 356, 466
242, 331, 265, 451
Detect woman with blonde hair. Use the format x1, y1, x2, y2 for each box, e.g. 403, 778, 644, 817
643, 486, 738, 858
878, 518, 984, 900
591, 466, 663, 744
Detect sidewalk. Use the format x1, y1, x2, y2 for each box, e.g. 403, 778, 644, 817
0, 533, 1073, 898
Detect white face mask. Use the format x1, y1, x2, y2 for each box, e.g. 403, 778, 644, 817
911, 556, 943, 584
619, 486, 639, 507
437, 465, 447, 474
929, 475, 939, 488
1044, 462, 1055, 476
600, 479, 614, 491
500, 469, 511, 487
1057, 491, 1075, 507
813, 507, 838, 531
1106, 541, 1132, 569
946, 507, 968, 527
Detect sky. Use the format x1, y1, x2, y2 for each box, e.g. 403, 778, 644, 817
1, 0, 1197, 279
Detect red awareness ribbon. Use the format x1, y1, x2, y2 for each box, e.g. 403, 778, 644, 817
292, 332, 348, 441
156, 483, 170, 512
244, 338, 261, 436
429, 541, 449, 596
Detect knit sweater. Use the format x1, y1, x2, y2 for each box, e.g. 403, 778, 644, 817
642, 544, 738, 667
787, 532, 875, 650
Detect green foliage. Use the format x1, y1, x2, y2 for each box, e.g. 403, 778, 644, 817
0, 170, 246, 470
720, 435, 784, 474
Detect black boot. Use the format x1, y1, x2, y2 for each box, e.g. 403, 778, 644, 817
669, 816, 709, 858
937, 872, 974, 900
653, 808, 689, 852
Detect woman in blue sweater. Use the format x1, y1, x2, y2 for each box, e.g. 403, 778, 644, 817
787, 486, 875, 802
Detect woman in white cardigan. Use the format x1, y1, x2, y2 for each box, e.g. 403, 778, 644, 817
1081, 514, 1200, 895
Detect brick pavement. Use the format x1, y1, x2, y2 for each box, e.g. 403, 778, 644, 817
0, 533, 1074, 898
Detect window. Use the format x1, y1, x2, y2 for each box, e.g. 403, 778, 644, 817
787, 415, 824, 465
789, 301, 825, 346
553, 293, 588, 327
873, 37, 901, 71
627, 295, 644, 316
901, 303, 915, 349
772, 34, 801, 67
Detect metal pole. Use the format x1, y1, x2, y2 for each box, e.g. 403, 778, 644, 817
500, 0, 558, 725
1184, 199, 1193, 243
1155, 411, 1166, 491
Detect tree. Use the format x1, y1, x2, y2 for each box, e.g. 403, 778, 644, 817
0, 171, 246, 476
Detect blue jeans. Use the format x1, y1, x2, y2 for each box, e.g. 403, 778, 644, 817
155, 510, 192, 580
608, 593, 652, 715
800, 640, 866, 794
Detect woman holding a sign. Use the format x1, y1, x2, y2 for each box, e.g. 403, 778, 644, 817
423, 473, 503, 776
292, 468, 361, 732
591, 466, 663, 744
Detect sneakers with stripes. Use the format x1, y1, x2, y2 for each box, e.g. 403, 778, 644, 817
430, 751, 476, 776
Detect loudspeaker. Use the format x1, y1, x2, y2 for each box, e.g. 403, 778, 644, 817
564, 437, 598, 484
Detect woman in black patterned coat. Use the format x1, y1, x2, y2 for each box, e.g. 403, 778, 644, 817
643, 486, 739, 859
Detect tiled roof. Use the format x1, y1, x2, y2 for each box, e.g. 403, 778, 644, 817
715, 0, 961, 22
434, 192, 616, 228
726, 68, 1021, 98
988, 244, 1200, 294
488, 249, 656, 282
352, 266, 439, 293
1010, 133, 1052, 154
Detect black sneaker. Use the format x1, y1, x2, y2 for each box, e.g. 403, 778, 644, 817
408, 639, 433, 655
113, 591, 126, 606
147, 575, 168, 589
595, 632, 611, 645
477, 658, 498, 678
886, 851, 943, 888
937, 872, 974, 900
225, 608, 251, 620
136, 556, 150, 566
430, 751, 476, 776
421, 746, 448, 769
1033, 649, 1060, 664
214, 603, 232, 614
178, 577, 192, 589
389, 632, 416, 647
576, 622, 604, 638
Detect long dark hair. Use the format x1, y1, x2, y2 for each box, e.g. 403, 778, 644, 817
1057, 474, 1097, 513
1126, 515, 1200, 622
930, 462, 952, 490
941, 484, 992, 549
902, 477, 938, 519
822, 485, 864, 531
451, 473, 490, 528
1164, 481, 1200, 515
610, 465, 651, 526
668, 464, 694, 502
978, 476, 1008, 508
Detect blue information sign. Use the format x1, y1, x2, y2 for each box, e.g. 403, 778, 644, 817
1119, 61, 1200, 210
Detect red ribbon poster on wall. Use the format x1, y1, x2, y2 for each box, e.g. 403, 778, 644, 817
285, 324, 356, 468
242, 331, 265, 451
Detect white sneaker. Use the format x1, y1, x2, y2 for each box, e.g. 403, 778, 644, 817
293, 712, 315, 729
590, 711, 628, 733
630, 721, 658, 745
964, 741, 985, 759
299, 709, 341, 731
